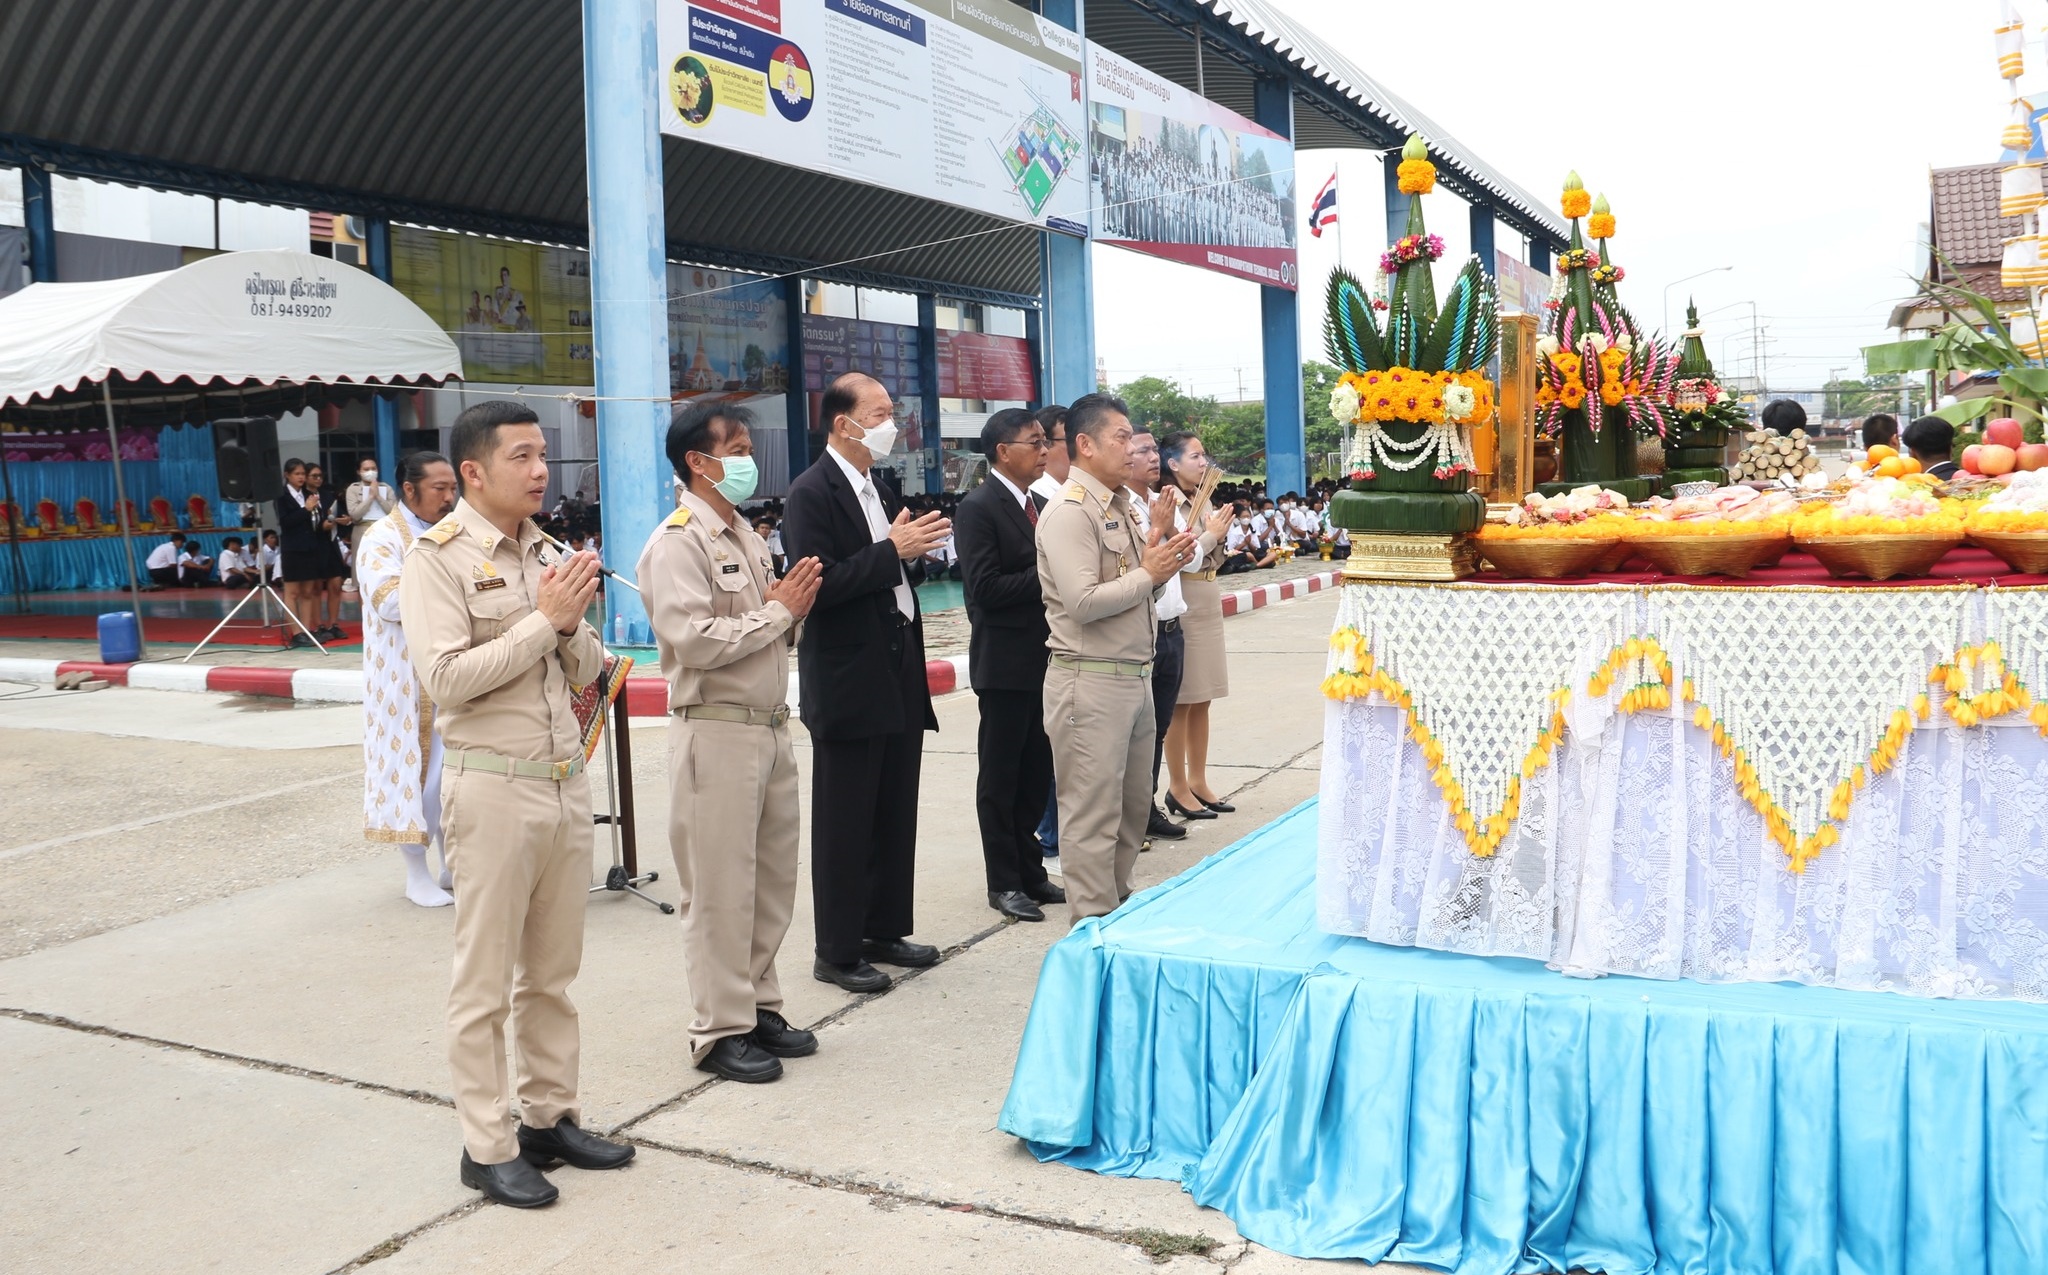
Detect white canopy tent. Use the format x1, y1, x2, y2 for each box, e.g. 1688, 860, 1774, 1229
0, 249, 463, 651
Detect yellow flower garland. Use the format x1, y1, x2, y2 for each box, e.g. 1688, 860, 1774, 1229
1340, 368, 1496, 426
1323, 629, 2047, 871
1397, 158, 1437, 195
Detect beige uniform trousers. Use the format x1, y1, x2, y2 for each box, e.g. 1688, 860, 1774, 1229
442, 763, 593, 1164
667, 716, 801, 1062
1044, 663, 1155, 925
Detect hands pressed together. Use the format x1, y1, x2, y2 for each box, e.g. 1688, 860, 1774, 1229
765, 556, 823, 619
538, 550, 603, 634
887, 508, 951, 561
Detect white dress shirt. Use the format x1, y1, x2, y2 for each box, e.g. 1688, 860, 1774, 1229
145, 541, 179, 570
1125, 487, 1188, 623
1028, 471, 1066, 504
826, 444, 915, 620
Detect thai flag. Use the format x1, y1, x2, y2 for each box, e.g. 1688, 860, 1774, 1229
1308, 171, 1339, 238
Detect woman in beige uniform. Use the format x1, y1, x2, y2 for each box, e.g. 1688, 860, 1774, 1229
1158, 431, 1234, 821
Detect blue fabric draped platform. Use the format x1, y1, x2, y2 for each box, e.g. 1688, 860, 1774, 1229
0, 531, 245, 592
998, 800, 2048, 1275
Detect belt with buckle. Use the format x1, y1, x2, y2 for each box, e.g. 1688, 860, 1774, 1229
1183, 567, 1218, 582
679, 703, 791, 728
1157, 618, 1182, 633
443, 749, 584, 782
1050, 653, 1153, 679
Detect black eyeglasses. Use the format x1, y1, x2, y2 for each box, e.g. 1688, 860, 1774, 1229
1003, 437, 1052, 451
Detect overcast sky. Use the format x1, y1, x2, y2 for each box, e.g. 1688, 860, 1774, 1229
1094, 0, 2011, 401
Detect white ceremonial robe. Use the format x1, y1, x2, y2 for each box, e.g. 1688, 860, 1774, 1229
358, 506, 441, 845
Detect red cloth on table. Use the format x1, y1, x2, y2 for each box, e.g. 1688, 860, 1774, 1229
1480, 546, 2048, 589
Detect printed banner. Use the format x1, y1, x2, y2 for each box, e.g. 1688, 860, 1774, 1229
1086, 43, 1297, 289
390, 227, 593, 385
668, 266, 791, 394
936, 329, 1035, 400
2, 426, 159, 464
657, 0, 1089, 235
800, 314, 927, 448
1493, 250, 1554, 315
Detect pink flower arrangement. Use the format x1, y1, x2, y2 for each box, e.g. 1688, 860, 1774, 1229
1379, 233, 1447, 274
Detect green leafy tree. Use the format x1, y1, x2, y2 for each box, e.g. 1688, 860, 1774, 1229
1302, 360, 1345, 466
1114, 376, 1215, 432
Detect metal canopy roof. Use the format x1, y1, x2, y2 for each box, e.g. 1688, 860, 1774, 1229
0, 0, 1558, 305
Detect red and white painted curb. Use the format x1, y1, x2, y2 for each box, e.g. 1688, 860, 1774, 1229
0, 572, 1334, 712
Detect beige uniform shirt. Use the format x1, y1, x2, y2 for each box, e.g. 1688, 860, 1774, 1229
399, 496, 604, 763
1037, 468, 1158, 663
637, 488, 794, 710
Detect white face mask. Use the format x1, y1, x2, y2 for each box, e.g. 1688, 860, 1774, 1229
854, 417, 899, 458
360, 469, 377, 484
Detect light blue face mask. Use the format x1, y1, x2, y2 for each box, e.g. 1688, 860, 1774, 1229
702, 453, 758, 504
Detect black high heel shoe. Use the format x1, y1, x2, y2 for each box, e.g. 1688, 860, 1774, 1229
1165, 793, 1218, 820
1198, 795, 1236, 814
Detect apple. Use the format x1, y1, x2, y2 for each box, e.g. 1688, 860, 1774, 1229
1963, 444, 1985, 475
2020, 444, 2048, 472
1979, 444, 2019, 476
1987, 417, 2026, 449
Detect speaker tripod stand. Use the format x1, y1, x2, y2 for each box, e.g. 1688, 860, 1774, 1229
182, 578, 327, 662
591, 675, 671, 913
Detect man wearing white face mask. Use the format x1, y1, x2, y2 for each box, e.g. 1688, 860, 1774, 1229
641, 400, 825, 1083
782, 372, 952, 994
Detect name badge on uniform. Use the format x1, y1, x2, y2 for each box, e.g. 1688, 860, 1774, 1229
1104, 519, 1120, 530
473, 576, 508, 591
721, 563, 741, 575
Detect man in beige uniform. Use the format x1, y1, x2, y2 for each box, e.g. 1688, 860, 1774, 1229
639, 400, 824, 1085
1036, 393, 1196, 923
401, 401, 633, 1209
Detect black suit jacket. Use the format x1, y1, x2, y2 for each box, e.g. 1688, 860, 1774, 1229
274, 488, 318, 553
781, 451, 937, 741
955, 477, 1049, 694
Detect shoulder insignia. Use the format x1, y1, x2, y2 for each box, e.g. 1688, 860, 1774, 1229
418, 518, 461, 546
664, 506, 693, 529
1063, 484, 1087, 503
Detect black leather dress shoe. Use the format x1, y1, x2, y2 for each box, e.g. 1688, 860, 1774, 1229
518, 1117, 635, 1171
697, 1033, 784, 1082
861, 937, 940, 967
814, 956, 893, 993
461, 1150, 559, 1207
1147, 808, 1187, 839
752, 1008, 818, 1058
1022, 879, 1066, 905
1165, 793, 1218, 820
1200, 795, 1237, 814
989, 889, 1045, 921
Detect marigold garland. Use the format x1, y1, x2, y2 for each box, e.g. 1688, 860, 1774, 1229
1968, 509, 2048, 533
1588, 212, 1616, 240
1397, 157, 1437, 195
1562, 189, 1592, 219
1322, 629, 2047, 870
1338, 367, 1495, 426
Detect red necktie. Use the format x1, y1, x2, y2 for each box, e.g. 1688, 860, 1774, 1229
1025, 498, 1038, 527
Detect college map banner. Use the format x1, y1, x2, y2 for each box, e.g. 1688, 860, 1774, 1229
1086, 44, 1297, 290
659, 0, 1089, 235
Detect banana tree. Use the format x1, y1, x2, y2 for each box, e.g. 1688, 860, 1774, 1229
1864, 269, 2048, 426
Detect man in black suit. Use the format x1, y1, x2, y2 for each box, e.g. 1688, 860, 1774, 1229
782, 371, 953, 994
956, 409, 1069, 923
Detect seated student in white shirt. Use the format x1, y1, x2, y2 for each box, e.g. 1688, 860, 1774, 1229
217, 537, 259, 588
256, 530, 282, 585
179, 540, 216, 586
145, 533, 190, 588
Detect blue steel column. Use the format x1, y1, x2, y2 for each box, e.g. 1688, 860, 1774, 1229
23, 165, 55, 281
582, 0, 671, 645
1382, 149, 1407, 249
916, 293, 941, 495
783, 274, 810, 485
1470, 203, 1496, 277
1530, 237, 1551, 275
1038, 0, 1093, 406
1254, 77, 1304, 496
365, 219, 401, 478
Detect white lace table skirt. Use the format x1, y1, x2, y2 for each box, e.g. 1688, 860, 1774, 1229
1319, 697, 2048, 1000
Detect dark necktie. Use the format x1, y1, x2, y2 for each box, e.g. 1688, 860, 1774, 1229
1025, 498, 1038, 527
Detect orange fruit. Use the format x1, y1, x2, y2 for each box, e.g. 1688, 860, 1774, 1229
1901, 456, 1922, 473
1875, 457, 1907, 478
1868, 444, 1897, 462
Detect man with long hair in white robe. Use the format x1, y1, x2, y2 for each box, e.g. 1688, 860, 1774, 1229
358, 450, 461, 906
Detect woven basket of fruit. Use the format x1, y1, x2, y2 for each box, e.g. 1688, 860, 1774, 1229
1474, 536, 1617, 579
1626, 531, 1792, 579
1796, 534, 1962, 581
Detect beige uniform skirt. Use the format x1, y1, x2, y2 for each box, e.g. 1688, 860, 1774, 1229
1176, 560, 1229, 704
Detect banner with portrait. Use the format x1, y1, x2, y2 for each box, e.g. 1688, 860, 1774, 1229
1086, 43, 1297, 290
389, 227, 594, 385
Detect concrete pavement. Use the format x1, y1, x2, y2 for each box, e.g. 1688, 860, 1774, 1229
0, 589, 1429, 1273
